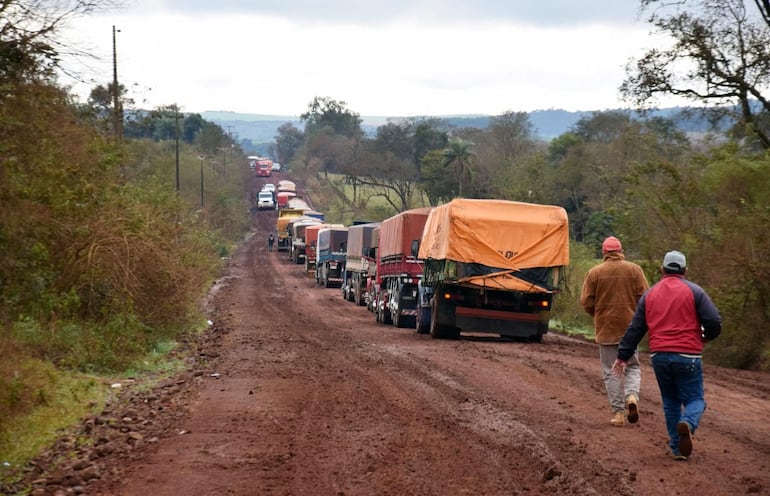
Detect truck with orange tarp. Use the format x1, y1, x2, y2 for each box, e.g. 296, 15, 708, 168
417, 199, 569, 341
371, 207, 432, 328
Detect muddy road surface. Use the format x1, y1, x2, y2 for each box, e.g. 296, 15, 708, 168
13, 179, 770, 496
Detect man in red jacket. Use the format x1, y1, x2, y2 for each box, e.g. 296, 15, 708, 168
612, 250, 722, 461
581, 236, 649, 426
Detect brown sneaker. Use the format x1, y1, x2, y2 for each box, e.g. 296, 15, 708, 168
672, 452, 688, 461
677, 421, 693, 457
625, 394, 639, 424
610, 411, 626, 426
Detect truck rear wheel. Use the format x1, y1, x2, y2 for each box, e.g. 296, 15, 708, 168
379, 301, 392, 325
430, 299, 458, 339
393, 307, 403, 328
416, 308, 427, 334
429, 300, 445, 338
354, 281, 365, 306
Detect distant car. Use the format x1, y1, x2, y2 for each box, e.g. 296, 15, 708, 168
257, 191, 275, 210
272, 162, 282, 171
262, 183, 276, 192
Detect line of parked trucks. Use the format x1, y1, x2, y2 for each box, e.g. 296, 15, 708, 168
271, 184, 570, 342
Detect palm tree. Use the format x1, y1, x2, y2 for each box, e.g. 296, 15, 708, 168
441, 138, 475, 197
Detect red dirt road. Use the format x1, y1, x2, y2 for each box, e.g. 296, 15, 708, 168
12, 181, 770, 496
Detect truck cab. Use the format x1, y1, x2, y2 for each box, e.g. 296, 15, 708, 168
257, 190, 275, 210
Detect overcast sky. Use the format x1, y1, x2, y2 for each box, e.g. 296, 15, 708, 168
61, 0, 665, 117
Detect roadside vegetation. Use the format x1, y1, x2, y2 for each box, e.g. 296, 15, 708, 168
0, 0, 251, 482
2, 0, 770, 489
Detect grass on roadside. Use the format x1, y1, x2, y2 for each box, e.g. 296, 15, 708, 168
0, 327, 202, 486
0, 353, 105, 484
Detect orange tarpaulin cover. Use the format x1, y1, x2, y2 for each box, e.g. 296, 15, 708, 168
379, 207, 433, 259
418, 199, 569, 270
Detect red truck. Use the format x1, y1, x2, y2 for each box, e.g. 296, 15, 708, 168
256, 158, 273, 177
370, 207, 432, 328
341, 222, 380, 306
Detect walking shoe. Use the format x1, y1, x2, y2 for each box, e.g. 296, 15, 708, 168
625, 394, 639, 424
610, 411, 626, 426
677, 421, 693, 457
672, 451, 688, 461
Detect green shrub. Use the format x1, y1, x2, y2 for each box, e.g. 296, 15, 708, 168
551, 241, 596, 338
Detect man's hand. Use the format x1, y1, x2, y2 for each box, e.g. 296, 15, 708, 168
611, 359, 627, 377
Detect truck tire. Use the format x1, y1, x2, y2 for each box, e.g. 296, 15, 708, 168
393, 306, 402, 328
416, 307, 427, 334
430, 299, 458, 339
429, 299, 445, 338
379, 300, 392, 325
354, 280, 365, 306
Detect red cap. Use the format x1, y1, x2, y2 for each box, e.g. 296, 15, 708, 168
602, 236, 622, 252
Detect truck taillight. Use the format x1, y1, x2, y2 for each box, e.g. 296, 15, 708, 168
442, 292, 464, 301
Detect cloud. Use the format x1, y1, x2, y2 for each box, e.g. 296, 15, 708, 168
133, 0, 643, 26
60, 1, 653, 117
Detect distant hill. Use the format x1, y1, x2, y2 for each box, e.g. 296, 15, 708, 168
202, 107, 718, 154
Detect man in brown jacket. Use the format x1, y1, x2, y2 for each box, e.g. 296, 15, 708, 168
581, 236, 649, 426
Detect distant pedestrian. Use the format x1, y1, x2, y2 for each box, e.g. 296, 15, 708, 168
581, 236, 649, 427
268, 234, 275, 252
613, 250, 722, 461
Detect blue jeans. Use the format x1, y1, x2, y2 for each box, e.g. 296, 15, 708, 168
650, 352, 706, 453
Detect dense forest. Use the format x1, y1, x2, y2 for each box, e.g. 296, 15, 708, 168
2, 0, 770, 488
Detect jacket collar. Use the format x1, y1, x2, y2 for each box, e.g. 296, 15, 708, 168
603, 251, 626, 262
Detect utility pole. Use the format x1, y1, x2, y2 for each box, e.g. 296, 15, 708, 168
112, 25, 123, 142
198, 155, 205, 208
174, 113, 182, 193
224, 126, 233, 177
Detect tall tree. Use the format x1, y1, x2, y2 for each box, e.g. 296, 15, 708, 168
489, 111, 535, 161
274, 122, 304, 166
411, 119, 449, 175
0, 0, 118, 86
300, 96, 362, 139
420, 149, 459, 205
623, 0, 770, 149
441, 138, 475, 198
